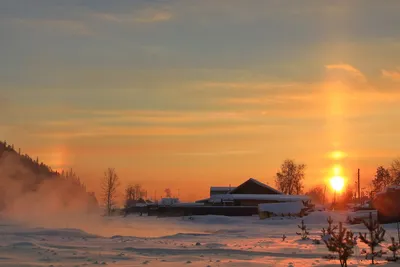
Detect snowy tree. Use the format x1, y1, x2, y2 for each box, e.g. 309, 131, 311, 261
358, 212, 386, 264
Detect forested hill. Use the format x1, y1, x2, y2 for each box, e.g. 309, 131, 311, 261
0, 141, 98, 214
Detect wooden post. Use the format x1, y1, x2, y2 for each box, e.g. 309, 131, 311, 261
358, 168, 361, 203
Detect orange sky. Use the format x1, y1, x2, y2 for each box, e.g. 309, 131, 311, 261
1, 1, 400, 202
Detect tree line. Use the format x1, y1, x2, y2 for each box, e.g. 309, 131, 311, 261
276, 158, 400, 205
100, 168, 176, 216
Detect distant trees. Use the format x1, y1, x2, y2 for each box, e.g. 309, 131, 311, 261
372, 166, 392, 194
164, 188, 172, 198
275, 159, 306, 195
61, 168, 86, 191
341, 185, 355, 204
306, 186, 325, 204
134, 184, 146, 199
124, 183, 147, 208
125, 185, 135, 208
101, 168, 120, 216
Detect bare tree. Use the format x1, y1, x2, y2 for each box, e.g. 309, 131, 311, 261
305, 186, 325, 204
275, 159, 306, 195
164, 188, 172, 198
125, 184, 135, 208
372, 166, 393, 193
101, 168, 120, 216
133, 184, 146, 200
391, 158, 400, 185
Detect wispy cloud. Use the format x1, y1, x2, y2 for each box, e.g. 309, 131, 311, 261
325, 64, 367, 82
382, 68, 400, 81
173, 150, 258, 157
91, 8, 172, 24
7, 18, 93, 36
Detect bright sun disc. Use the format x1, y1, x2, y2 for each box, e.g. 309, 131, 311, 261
330, 176, 345, 192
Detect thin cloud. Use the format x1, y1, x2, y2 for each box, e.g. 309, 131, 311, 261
325, 64, 366, 82
91, 8, 172, 24
173, 150, 258, 157
382, 68, 400, 81
7, 18, 93, 36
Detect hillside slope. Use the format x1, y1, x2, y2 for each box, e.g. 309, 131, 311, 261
0, 141, 99, 218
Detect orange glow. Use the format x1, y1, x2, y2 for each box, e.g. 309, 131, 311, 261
332, 164, 342, 176
330, 150, 346, 160
330, 176, 345, 192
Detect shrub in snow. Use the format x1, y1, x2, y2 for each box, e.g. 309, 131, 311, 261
296, 220, 310, 240
387, 237, 400, 262
358, 212, 386, 265
282, 234, 287, 241
321, 217, 356, 267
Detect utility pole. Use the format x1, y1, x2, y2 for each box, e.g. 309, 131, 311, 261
358, 168, 361, 203
323, 185, 327, 205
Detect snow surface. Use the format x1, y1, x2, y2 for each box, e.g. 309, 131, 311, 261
0, 211, 399, 267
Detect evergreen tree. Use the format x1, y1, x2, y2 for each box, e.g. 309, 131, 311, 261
358, 212, 386, 264
296, 220, 310, 240
387, 237, 400, 262
321, 218, 356, 267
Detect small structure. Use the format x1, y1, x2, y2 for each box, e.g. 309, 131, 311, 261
210, 186, 235, 196
159, 198, 180, 206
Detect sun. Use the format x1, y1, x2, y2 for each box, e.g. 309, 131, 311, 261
330, 176, 345, 192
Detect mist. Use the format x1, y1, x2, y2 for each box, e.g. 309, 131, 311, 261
0, 149, 215, 238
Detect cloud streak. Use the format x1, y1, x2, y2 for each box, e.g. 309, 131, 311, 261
6, 18, 93, 36
382, 68, 400, 81
91, 8, 172, 24
325, 64, 367, 82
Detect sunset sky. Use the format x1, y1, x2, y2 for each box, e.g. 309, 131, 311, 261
1, 1, 400, 201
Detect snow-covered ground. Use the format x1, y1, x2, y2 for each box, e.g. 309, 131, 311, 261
0, 211, 399, 267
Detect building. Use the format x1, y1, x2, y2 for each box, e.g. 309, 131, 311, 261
147, 178, 310, 217
209, 178, 281, 197
372, 185, 400, 223
197, 178, 308, 206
